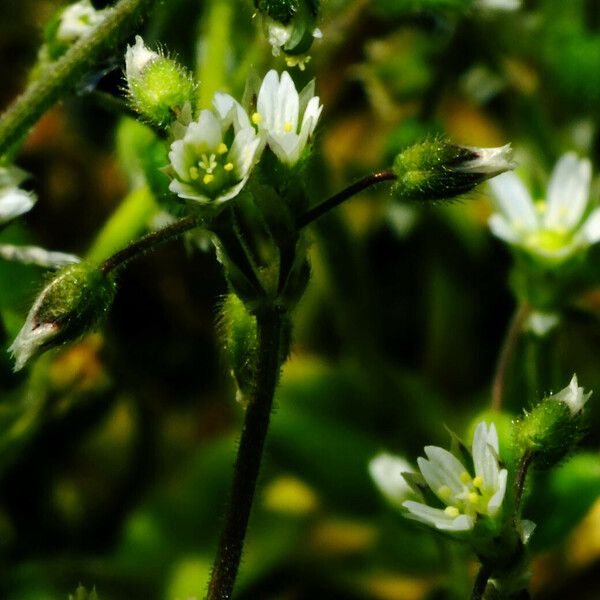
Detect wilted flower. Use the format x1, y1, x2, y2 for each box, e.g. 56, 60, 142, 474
125, 35, 159, 82
369, 453, 415, 509
56, 0, 107, 44
403, 422, 507, 532
252, 70, 322, 165
488, 153, 600, 264
167, 108, 262, 206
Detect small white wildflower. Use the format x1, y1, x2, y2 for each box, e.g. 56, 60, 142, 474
548, 373, 592, 416
403, 422, 508, 532
525, 310, 560, 337
125, 35, 160, 83
167, 103, 262, 206
489, 152, 600, 263
369, 453, 414, 509
56, 0, 107, 44
252, 70, 323, 165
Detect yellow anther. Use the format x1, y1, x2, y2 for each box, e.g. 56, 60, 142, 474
460, 472, 471, 484
283, 121, 293, 133
203, 174, 215, 185
217, 142, 228, 155
473, 476, 484, 489
189, 166, 199, 180
437, 485, 452, 500
468, 492, 480, 505
224, 162, 234, 172
444, 506, 460, 518
251, 112, 262, 125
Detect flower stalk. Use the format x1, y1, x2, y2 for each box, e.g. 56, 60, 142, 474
0, 0, 159, 157
207, 306, 285, 600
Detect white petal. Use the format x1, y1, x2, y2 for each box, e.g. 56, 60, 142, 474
257, 70, 280, 130
487, 468, 507, 515
185, 111, 222, 149
423, 446, 469, 494
267, 133, 300, 165
168, 180, 210, 203
545, 153, 591, 230
403, 501, 474, 531
276, 71, 299, 132
0, 188, 36, 224
488, 214, 520, 244
488, 172, 537, 230
581, 207, 600, 243
212, 93, 252, 130
0, 244, 80, 267
125, 35, 159, 81
229, 128, 263, 178
549, 374, 592, 415
369, 453, 414, 508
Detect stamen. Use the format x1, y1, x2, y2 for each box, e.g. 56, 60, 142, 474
251, 112, 262, 125
444, 506, 460, 517
189, 166, 199, 180
283, 121, 293, 133
460, 472, 471, 484
217, 142, 228, 155
473, 476, 484, 489
199, 153, 217, 173
203, 174, 215, 185
437, 485, 452, 500
224, 162, 234, 172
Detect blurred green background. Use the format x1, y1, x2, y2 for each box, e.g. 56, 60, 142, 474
2, 0, 600, 598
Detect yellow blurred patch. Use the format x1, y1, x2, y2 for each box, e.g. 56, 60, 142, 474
566, 497, 600, 569
360, 572, 436, 600
263, 475, 319, 515
310, 518, 376, 555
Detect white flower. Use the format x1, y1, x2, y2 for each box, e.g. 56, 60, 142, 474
403, 422, 508, 532
0, 165, 36, 225
125, 35, 159, 82
369, 453, 414, 509
548, 373, 591, 416
56, 0, 107, 44
488, 152, 600, 263
251, 70, 323, 166
475, 0, 521, 10
167, 106, 262, 206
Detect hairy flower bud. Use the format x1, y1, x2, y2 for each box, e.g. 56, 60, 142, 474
515, 375, 591, 469
392, 140, 515, 202
125, 36, 196, 127
9, 263, 116, 371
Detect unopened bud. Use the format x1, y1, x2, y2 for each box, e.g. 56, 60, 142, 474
9, 263, 116, 371
255, 0, 321, 66
515, 374, 591, 469
392, 140, 515, 201
125, 36, 196, 127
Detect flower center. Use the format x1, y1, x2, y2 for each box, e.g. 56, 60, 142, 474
186, 143, 238, 197
437, 471, 491, 518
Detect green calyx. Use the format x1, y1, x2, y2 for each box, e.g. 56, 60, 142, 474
392, 140, 484, 201
515, 400, 584, 469
129, 58, 196, 128
35, 262, 117, 348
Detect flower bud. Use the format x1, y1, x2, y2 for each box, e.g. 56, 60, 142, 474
369, 453, 416, 509
515, 374, 591, 469
125, 36, 196, 128
391, 140, 515, 202
255, 0, 321, 67
8, 263, 116, 371
69, 584, 99, 600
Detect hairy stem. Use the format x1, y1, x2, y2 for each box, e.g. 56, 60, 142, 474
513, 451, 534, 518
207, 307, 284, 600
0, 0, 159, 157
99, 214, 200, 274
296, 170, 397, 229
491, 303, 531, 411
471, 563, 492, 600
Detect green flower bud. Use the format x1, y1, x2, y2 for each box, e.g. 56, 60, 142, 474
8, 263, 116, 371
515, 375, 591, 469
391, 139, 515, 202
125, 36, 196, 128
69, 584, 99, 600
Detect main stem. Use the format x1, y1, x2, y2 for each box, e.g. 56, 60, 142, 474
207, 307, 284, 600
0, 0, 158, 157
491, 303, 530, 411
